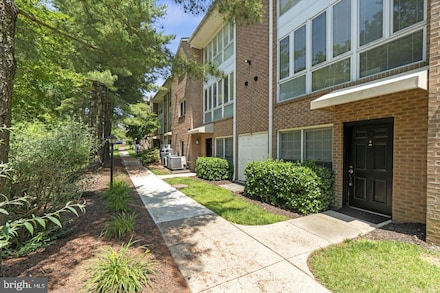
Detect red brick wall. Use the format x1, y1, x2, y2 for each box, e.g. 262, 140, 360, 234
235, 0, 270, 135
427, 0, 440, 245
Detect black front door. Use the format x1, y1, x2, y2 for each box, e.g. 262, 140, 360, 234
206, 138, 212, 157
345, 119, 393, 216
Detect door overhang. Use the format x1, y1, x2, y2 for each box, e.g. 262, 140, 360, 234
187, 123, 214, 134
311, 68, 428, 110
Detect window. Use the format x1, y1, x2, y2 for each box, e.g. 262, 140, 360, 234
279, 36, 290, 79
312, 12, 327, 66
393, 0, 424, 32
277, 0, 426, 102
204, 71, 234, 123
359, 0, 383, 46
294, 25, 306, 73
216, 137, 233, 164
279, 0, 301, 16
333, 0, 351, 57
279, 127, 332, 166
179, 101, 186, 117
180, 141, 185, 157
204, 23, 235, 65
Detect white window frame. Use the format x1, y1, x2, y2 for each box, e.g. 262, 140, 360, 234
278, 125, 333, 165
277, 0, 427, 103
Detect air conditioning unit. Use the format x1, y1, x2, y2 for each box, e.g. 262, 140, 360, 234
167, 156, 186, 170
161, 156, 168, 166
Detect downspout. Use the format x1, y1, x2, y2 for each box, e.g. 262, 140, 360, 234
268, 0, 273, 159
233, 20, 237, 181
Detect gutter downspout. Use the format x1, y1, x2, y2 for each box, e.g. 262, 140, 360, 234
268, 0, 273, 159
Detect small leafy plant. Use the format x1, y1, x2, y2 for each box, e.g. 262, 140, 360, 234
85, 240, 157, 293
196, 157, 233, 181
102, 212, 136, 239
103, 179, 132, 212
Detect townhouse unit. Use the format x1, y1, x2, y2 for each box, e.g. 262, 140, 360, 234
151, 0, 440, 245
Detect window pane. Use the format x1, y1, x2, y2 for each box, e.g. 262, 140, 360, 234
393, 0, 424, 32
213, 83, 217, 107
279, 75, 306, 101
224, 76, 229, 103
230, 72, 234, 100
294, 25, 306, 73
224, 43, 234, 61
333, 0, 351, 57
359, 0, 383, 46
305, 129, 332, 163
360, 30, 423, 77
312, 12, 327, 66
280, 36, 290, 79
214, 108, 222, 120
279, 132, 301, 161
218, 79, 223, 106
223, 24, 229, 45
280, 0, 300, 16
312, 58, 351, 91
224, 103, 233, 118
216, 139, 224, 157
225, 137, 233, 164
205, 111, 212, 123
204, 89, 208, 111
208, 86, 212, 109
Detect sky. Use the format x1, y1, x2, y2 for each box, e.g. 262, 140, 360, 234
157, 0, 204, 55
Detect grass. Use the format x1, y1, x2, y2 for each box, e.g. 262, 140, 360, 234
163, 177, 289, 225
309, 239, 440, 293
148, 167, 172, 176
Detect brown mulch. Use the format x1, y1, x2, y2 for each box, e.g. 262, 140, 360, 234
2, 158, 190, 293
3, 160, 439, 292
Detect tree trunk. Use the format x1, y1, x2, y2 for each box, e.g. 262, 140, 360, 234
0, 0, 18, 165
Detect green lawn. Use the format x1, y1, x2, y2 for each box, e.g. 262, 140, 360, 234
163, 177, 289, 225
309, 239, 440, 293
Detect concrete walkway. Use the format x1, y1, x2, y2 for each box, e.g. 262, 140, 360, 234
120, 152, 377, 292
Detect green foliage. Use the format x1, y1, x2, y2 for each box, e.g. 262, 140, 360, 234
195, 157, 233, 181
0, 196, 85, 254
85, 240, 157, 293
140, 148, 160, 165
102, 212, 136, 240
244, 160, 334, 215
123, 103, 159, 142
7, 120, 95, 216
103, 179, 132, 212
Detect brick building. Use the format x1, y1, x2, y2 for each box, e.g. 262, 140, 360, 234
152, 0, 440, 245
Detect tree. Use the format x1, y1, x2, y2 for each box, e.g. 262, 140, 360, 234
123, 102, 159, 143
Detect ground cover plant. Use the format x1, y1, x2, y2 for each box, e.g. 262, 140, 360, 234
163, 177, 289, 225
309, 239, 440, 293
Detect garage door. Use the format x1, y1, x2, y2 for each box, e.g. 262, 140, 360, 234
238, 133, 268, 181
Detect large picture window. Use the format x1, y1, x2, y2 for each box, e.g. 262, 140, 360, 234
204, 23, 234, 65
204, 72, 234, 123
279, 127, 332, 167
278, 0, 426, 102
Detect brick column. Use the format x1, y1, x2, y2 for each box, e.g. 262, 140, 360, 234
427, 0, 440, 245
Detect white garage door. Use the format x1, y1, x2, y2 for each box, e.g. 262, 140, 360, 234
238, 132, 268, 181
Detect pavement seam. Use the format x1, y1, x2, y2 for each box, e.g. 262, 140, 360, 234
230, 222, 324, 283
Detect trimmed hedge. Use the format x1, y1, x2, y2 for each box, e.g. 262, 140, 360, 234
196, 157, 233, 181
244, 160, 334, 215
140, 148, 160, 165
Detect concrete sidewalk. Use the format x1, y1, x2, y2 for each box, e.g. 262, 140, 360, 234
120, 152, 376, 292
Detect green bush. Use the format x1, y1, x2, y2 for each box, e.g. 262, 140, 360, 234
85, 240, 157, 293
102, 212, 136, 239
140, 148, 160, 165
244, 160, 334, 215
103, 179, 132, 212
196, 157, 233, 181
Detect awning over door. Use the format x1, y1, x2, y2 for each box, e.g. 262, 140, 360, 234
187, 123, 214, 134
310, 68, 428, 110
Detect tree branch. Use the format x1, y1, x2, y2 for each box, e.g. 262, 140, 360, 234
18, 8, 100, 51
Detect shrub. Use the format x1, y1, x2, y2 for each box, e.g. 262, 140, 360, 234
102, 212, 136, 239
103, 179, 132, 212
244, 160, 334, 215
85, 240, 157, 293
196, 157, 233, 181
140, 148, 160, 165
